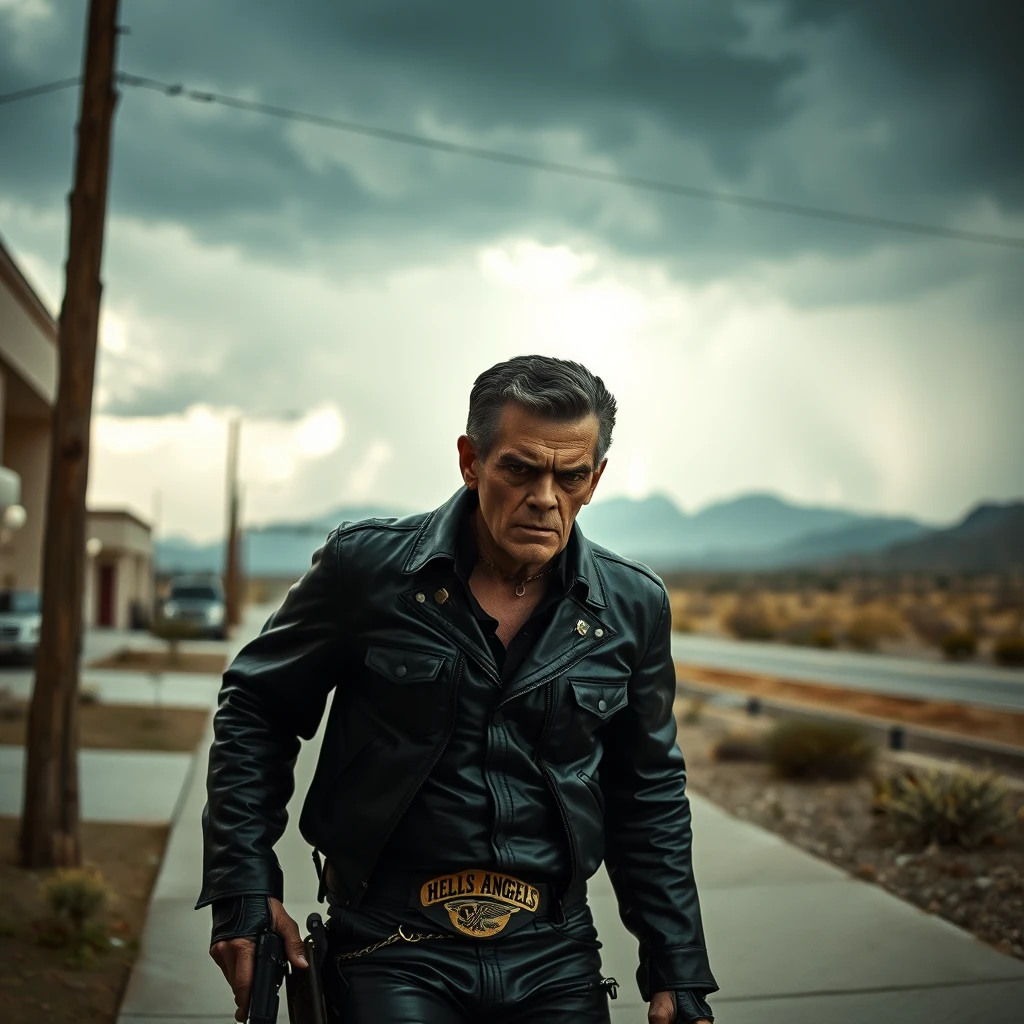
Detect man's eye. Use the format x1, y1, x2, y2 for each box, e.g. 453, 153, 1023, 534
562, 473, 587, 484
507, 464, 529, 475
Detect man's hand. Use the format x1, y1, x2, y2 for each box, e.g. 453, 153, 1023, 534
210, 897, 308, 1023
649, 990, 711, 1024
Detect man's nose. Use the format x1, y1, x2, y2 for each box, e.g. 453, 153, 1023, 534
528, 473, 558, 509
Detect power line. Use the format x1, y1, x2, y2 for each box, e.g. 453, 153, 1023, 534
0, 76, 81, 106
114, 73, 1024, 253
4, 72, 1023, 251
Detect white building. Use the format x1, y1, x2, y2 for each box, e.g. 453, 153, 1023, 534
0, 233, 154, 628
83, 509, 154, 628
0, 231, 56, 591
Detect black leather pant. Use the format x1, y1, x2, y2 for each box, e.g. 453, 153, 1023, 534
324, 899, 612, 1023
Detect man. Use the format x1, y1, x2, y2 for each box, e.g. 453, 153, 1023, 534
199, 356, 717, 1023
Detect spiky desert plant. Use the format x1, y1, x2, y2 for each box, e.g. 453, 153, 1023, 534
877, 767, 1015, 848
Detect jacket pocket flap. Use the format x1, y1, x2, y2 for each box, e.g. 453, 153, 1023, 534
365, 645, 443, 684
568, 679, 628, 719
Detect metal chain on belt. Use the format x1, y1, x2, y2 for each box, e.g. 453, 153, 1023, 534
335, 924, 453, 963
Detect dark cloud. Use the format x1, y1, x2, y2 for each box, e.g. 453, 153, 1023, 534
1, 0, 1020, 324
784, 0, 1022, 207
3, 1, 1021, 533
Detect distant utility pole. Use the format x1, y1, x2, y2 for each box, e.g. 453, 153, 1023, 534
223, 417, 242, 628
20, 0, 121, 869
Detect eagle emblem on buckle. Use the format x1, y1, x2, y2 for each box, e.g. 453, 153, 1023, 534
443, 898, 520, 938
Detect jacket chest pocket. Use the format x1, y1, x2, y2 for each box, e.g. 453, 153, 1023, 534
362, 644, 449, 736
365, 645, 444, 685
545, 676, 629, 763
568, 679, 628, 719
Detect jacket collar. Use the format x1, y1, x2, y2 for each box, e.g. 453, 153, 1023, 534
402, 486, 607, 609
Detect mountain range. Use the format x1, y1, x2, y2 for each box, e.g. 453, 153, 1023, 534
155, 493, 1024, 579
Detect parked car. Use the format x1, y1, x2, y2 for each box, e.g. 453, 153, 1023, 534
0, 589, 41, 664
159, 577, 227, 640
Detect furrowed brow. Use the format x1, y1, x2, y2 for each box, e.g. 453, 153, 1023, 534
498, 453, 542, 468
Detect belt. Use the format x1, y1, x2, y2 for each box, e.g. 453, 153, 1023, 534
327, 864, 585, 939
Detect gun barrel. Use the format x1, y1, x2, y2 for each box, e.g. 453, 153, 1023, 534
249, 931, 288, 1024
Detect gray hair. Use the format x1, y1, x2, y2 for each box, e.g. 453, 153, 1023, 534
466, 355, 617, 465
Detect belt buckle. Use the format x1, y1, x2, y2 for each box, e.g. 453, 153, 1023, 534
418, 870, 542, 938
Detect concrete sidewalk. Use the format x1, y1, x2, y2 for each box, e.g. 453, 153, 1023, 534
0, 649, 223, 823
0, 745, 195, 822
118, 627, 1024, 1022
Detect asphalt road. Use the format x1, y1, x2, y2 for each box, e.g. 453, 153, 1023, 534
671, 633, 1024, 713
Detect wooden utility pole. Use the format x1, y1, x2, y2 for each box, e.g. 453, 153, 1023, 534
223, 417, 241, 628
20, 0, 121, 869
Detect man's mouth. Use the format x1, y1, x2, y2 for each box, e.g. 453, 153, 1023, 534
515, 525, 557, 536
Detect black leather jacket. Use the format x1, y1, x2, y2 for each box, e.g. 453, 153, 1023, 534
198, 488, 717, 998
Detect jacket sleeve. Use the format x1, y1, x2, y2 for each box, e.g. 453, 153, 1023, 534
601, 587, 718, 999
195, 530, 344, 909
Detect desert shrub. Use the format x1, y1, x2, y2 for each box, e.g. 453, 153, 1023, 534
679, 697, 706, 725
725, 602, 775, 641
876, 767, 1015, 848
989, 586, 1024, 616
42, 868, 110, 930
780, 618, 836, 649
78, 685, 102, 706
993, 634, 1024, 667
940, 630, 977, 660
904, 603, 957, 647
845, 611, 903, 651
766, 719, 875, 781
711, 730, 768, 763
38, 868, 112, 965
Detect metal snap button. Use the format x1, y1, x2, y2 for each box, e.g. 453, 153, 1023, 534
492, 711, 505, 727
395, 664, 408, 678
494, 832, 507, 847
595, 628, 604, 638
598, 699, 608, 712
415, 592, 426, 603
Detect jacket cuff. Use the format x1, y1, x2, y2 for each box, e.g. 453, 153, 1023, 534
210, 895, 272, 945
195, 856, 284, 909
673, 989, 715, 1023
637, 945, 718, 1000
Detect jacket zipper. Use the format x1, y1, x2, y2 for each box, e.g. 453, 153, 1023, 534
349, 653, 465, 906
537, 682, 577, 910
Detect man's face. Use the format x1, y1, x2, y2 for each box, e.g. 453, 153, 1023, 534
458, 404, 606, 569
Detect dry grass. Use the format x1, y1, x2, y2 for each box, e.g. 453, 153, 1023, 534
666, 579, 1024, 666
0, 702, 209, 752
86, 648, 226, 675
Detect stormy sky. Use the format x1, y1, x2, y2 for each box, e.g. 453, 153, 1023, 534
1, 0, 1021, 541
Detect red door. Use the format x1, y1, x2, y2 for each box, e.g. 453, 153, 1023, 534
98, 564, 116, 627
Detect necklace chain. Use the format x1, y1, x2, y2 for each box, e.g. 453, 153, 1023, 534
477, 552, 556, 597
